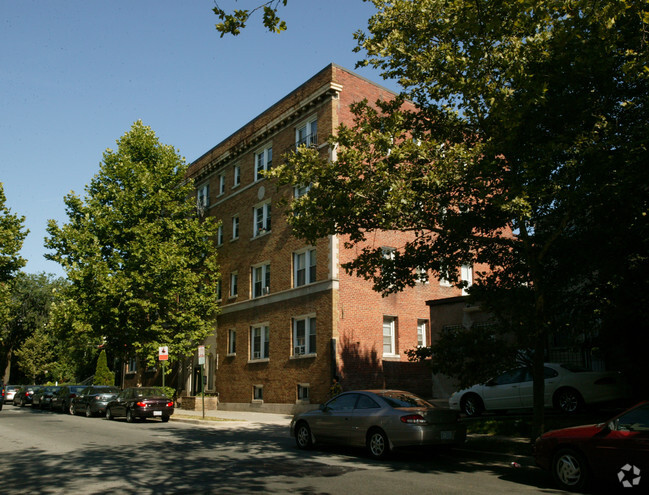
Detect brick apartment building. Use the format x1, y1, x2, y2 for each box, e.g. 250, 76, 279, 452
180, 64, 471, 413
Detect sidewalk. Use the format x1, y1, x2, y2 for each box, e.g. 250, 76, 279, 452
171, 407, 293, 427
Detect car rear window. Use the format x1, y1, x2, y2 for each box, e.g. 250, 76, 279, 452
377, 391, 432, 408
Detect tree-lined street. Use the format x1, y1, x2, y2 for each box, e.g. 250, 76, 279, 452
0, 405, 564, 494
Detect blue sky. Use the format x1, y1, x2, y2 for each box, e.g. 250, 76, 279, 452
1, 0, 398, 277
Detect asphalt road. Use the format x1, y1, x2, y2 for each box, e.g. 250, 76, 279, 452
0, 405, 567, 494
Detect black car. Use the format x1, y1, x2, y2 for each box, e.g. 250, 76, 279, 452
13, 385, 41, 407
71, 385, 120, 417
32, 386, 61, 409
106, 387, 174, 422
50, 385, 87, 413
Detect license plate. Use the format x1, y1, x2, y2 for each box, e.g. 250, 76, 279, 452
153, 411, 162, 416
441, 431, 454, 440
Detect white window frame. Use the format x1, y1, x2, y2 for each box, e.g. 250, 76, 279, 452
227, 329, 236, 356
253, 385, 263, 401
252, 263, 270, 298
230, 272, 238, 298
216, 224, 223, 246
461, 264, 473, 295
253, 201, 271, 237
383, 316, 397, 357
417, 319, 428, 347
233, 165, 241, 187
293, 248, 316, 287
296, 117, 317, 147
297, 383, 310, 402
294, 183, 311, 198
250, 325, 269, 361
232, 215, 239, 240
218, 173, 226, 195
293, 315, 316, 356
197, 184, 209, 211
254, 146, 273, 182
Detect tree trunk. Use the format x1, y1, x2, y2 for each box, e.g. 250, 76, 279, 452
3, 349, 12, 383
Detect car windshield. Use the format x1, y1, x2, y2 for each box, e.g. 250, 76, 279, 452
134, 388, 166, 398
377, 391, 433, 408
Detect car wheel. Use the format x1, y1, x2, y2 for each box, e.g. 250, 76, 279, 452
106, 407, 113, 420
295, 422, 313, 450
161, 416, 169, 422
126, 408, 135, 423
85, 405, 93, 418
552, 448, 589, 491
554, 388, 583, 414
69, 403, 76, 415
461, 393, 484, 417
367, 428, 390, 460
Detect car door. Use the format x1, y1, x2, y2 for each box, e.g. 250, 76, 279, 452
310, 393, 359, 444
347, 393, 383, 447
481, 368, 528, 410
111, 389, 130, 416
518, 366, 559, 407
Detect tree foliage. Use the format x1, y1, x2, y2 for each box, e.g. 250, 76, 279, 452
213, 0, 288, 37
93, 349, 115, 386
45, 121, 221, 369
268, 0, 649, 435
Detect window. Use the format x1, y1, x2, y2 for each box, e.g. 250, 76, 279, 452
416, 267, 429, 284
253, 385, 263, 401
228, 329, 236, 355
293, 248, 316, 287
383, 316, 397, 356
252, 263, 270, 298
255, 146, 272, 181
356, 395, 380, 409
461, 264, 473, 295
417, 319, 428, 347
250, 325, 269, 360
126, 356, 137, 374
297, 384, 310, 401
294, 183, 311, 198
233, 165, 241, 186
197, 184, 209, 211
216, 225, 223, 246
326, 393, 357, 411
253, 202, 271, 237
218, 174, 226, 195
232, 215, 239, 240
230, 272, 238, 297
296, 118, 317, 147
293, 316, 316, 356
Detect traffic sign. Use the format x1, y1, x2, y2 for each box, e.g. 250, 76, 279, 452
159, 346, 169, 361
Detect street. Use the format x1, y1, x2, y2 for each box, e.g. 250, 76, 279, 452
0, 405, 566, 494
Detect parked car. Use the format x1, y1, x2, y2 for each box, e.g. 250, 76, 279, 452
535, 401, 649, 492
4, 385, 19, 404
290, 390, 466, 459
71, 385, 120, 417
50, 385, 86, 413
13, 385, 41, 407
105, 387, 174, 422
32, 386, 61, 409
449, 363, 629, 416
0, 382, 4, 411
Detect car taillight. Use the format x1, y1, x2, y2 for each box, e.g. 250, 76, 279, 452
136, 401, 147, 407
400, 414, 427, 424
70, 394, 77, 398
167, 402, 174, 408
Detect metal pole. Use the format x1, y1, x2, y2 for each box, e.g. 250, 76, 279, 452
201, 364, 205, 419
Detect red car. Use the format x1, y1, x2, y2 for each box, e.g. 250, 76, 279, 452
535, 401, 649, 492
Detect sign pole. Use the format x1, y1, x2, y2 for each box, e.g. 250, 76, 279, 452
198, 345, 206, 419
158, 346, 169, 390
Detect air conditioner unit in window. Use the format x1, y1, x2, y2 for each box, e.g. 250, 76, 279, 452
294, 346, 305, 355
262, 286, 270, 295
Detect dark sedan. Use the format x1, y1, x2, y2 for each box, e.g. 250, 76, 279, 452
535, 401, 649, 492
50, 385, 87, 413
71, 385, 120, 417
290, 390, 466, 459
12, 385, 40, 407
106, 387, 174, 423
32, 386, 61, 409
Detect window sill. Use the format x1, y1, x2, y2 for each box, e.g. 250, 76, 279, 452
290, 353, 316, 360
252, 230, 271, 240
382, 354, 401, 361
248, 358, 269, 364
226, 353, 236, 358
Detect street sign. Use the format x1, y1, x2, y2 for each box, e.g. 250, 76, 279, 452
198, 345, 205, 365
159, 346, 169, 361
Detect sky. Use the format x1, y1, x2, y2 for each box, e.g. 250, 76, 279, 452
1, 0, 399, 277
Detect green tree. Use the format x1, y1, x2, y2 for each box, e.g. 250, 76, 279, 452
267, 0, 649, 437
93, 349, 115, 386
1, 272, 65, 383
45, 121, 221, 373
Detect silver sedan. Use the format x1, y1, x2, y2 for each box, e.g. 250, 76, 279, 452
290, 390, 466, 459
